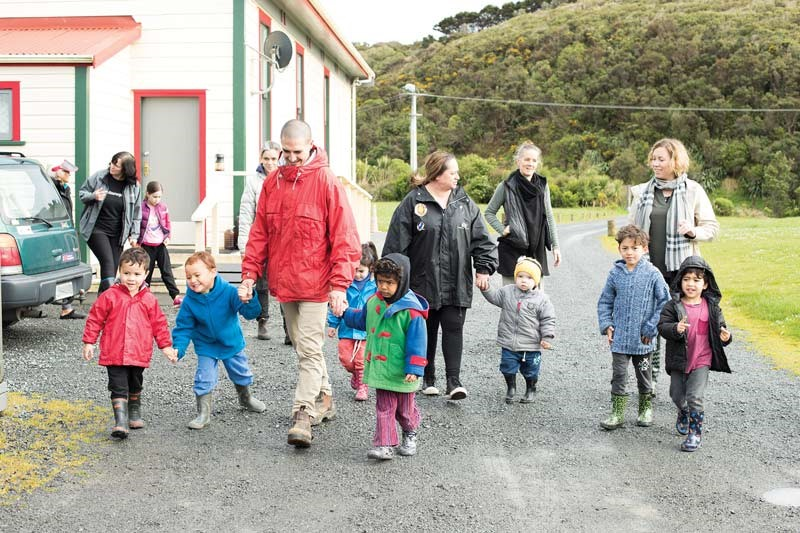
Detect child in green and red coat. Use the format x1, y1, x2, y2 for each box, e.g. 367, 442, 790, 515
343, 253, 429, 461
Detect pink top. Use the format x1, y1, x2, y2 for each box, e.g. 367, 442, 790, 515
142, 208, 165, 246
684, 299, 713, 373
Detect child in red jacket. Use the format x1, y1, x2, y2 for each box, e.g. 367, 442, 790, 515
82, 247, 177, 439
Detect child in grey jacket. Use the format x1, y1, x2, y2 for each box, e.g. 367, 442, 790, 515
481, 257, 556, 404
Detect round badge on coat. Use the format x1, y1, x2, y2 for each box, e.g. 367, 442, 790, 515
414, 203, 427, 217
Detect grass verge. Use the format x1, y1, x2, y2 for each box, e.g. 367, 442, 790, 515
0, 392, 106, 505
601, 217, 800, 376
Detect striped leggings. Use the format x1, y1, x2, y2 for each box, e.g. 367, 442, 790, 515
373, 389, 420, 447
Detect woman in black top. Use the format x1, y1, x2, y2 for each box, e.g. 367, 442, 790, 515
79, 151, 142, 293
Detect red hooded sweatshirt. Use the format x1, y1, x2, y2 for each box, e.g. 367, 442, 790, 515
241, 146, 360, 302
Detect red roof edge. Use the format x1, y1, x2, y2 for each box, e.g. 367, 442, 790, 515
0, 16, 139, 30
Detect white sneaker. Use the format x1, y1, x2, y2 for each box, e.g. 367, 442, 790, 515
420, 380, 439, 396
367, 446, 394, 460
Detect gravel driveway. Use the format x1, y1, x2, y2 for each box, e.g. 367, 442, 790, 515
1, 219, 798, 532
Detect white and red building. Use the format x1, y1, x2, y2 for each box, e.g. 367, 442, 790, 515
0, 0, 375, 258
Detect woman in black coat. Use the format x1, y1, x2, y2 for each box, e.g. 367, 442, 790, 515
383, 151, 497, 400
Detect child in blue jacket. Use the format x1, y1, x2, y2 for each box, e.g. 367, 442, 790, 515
327, 242, 378, 401
343, 254, 429, 461
597, 225, 670, 430
172, 251, 266, 429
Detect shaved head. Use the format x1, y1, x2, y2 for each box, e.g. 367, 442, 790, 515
280, 119, 312, 143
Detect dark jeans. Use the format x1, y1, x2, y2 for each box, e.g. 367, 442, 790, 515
107, 365, 145, 399
255, 265, 269, 321
142, 243, 180, 299
87, 232, 122, 293
424, 305, 466, 384
500, 348, 542, 380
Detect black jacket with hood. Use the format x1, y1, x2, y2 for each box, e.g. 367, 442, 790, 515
383, 185, 497, 310
657, 256, 732, 374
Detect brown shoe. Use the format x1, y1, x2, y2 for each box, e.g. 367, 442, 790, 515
310, 392, 336, 427
287, 406, 312, 447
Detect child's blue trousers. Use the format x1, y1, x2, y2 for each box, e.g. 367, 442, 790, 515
193, 351, 254, 396
500, 348, 542, 380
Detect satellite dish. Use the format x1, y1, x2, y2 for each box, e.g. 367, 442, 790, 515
264, 31, 292, 71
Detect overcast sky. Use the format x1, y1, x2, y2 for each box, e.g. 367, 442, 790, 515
316, 0, 512, 45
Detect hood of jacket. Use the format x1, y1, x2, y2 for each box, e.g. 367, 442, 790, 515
382, 253, 410, 305
380, 253, 429, 317
276, 145, 329, 186
670, 255, 722, 300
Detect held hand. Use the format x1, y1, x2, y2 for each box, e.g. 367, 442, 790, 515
327, 327, 337, 338
606, 326, 614, 346
641, 336, 652, 345
238, 279, 255, 303
553, 249, 562, 267
676, 316, 690, 335
720, 326, 731, 343
404, 374, 418, 383
82, 343, 95, 361
540, 340, 552, 350
163, 238, 170, 246
128, 237, 138, 248
163, 347, 178, 363
329, 290, 347, 317
475, 273, 490, 291
677, 220, 696, 238
502, 226, 511, 236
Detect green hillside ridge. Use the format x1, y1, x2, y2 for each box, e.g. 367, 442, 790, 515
356, 0, 800, 215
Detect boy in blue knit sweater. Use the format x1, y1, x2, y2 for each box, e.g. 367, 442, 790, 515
597, 225, 670, 430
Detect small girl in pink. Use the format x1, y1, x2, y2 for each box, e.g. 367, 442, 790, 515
138, 181, 182, 307
658, 256, 732, 452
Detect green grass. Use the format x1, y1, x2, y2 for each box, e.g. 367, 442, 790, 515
374, 201, 624, 233
601, 217, 800, 375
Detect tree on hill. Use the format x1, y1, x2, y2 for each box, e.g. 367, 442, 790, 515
357, 0, 800, 215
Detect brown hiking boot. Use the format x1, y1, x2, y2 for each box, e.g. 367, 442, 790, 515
287, 406, 312, 447
310, 392, 336, 427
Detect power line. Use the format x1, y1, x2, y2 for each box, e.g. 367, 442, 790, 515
409, 91, 800, 113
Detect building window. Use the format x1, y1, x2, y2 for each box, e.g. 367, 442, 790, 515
0, 82, 21, 142
323, 68, 330, 153
296, 43, 304, 121
259, 13, 271, 143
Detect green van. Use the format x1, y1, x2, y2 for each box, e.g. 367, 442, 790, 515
0, 152, 92, 327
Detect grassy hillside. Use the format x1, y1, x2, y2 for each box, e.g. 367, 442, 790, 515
357, 0, 800, 215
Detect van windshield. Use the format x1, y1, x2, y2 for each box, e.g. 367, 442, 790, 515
0, 165, 69, 224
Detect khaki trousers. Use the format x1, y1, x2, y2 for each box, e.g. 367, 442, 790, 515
282, 301, 331, 417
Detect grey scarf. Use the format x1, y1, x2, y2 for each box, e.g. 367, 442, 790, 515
634, 174, 692, 271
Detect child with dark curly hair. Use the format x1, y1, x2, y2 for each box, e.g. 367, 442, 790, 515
342, 254, 429, 460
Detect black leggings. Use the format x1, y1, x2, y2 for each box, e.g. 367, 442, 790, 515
142, 243, 180, 299
87, 232, 122, 293
424, 305, 466, 383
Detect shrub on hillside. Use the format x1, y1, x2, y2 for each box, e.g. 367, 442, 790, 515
713, 197, 734, 216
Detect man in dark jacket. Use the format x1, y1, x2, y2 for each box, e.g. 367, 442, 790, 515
51, 160, 86, 319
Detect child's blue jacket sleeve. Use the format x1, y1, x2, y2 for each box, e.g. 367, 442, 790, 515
343, 306, 366, 331
172, 305, 195, 359
327, 307, 342, 329
641, 276, 670, 339
235, 289, 261, 320
404, 311, 427, 376
597, 274, 616, 335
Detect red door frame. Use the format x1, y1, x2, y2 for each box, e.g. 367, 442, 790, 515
132, 89, 207, 199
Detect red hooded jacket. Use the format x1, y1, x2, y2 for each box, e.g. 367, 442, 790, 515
82, 283, 172, 367
241, 146, 360, 302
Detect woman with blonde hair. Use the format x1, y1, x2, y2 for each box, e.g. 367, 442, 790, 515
485, 141, 561, 285
383, 151, 497, 400
629, 138, 719, 382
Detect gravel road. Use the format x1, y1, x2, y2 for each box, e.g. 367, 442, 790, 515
1, 219, 798, 532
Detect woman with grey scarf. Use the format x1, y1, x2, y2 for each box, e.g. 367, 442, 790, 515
629, 138, 719, 381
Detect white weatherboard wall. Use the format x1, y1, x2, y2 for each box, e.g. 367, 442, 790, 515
89, 47, 133, 174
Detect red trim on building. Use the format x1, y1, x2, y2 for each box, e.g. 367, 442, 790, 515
0, 81, 21, 141
295, 42, 305, 55
132, 89, 207, 200
258, 10, 271, 27
0, 16, 141, 67
323, 66, 330, 78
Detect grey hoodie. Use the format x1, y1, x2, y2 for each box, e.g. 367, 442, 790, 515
481, 283, 556, 352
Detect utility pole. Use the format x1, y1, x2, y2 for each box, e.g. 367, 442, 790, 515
403, 83, 420, 171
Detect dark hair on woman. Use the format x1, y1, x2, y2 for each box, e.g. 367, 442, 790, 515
111, 151, 138, 183
414, 150, 455, 186
373, 257, 403, 283
146, 181, 162, 195
119, 247, 150, 271
361, 241, 379, 269
615, 224, 649, 246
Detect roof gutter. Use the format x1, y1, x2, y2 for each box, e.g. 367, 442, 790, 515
0, 55, 94, 64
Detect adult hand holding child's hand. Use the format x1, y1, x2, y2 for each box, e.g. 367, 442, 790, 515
238, 279, 254, 303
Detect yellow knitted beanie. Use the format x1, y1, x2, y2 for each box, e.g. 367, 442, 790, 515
514, 257, 542, 287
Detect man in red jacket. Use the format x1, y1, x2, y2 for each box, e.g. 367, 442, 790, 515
240, 119, 361, 447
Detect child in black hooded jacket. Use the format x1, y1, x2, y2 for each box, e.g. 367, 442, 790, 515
658, 255, 732, 452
